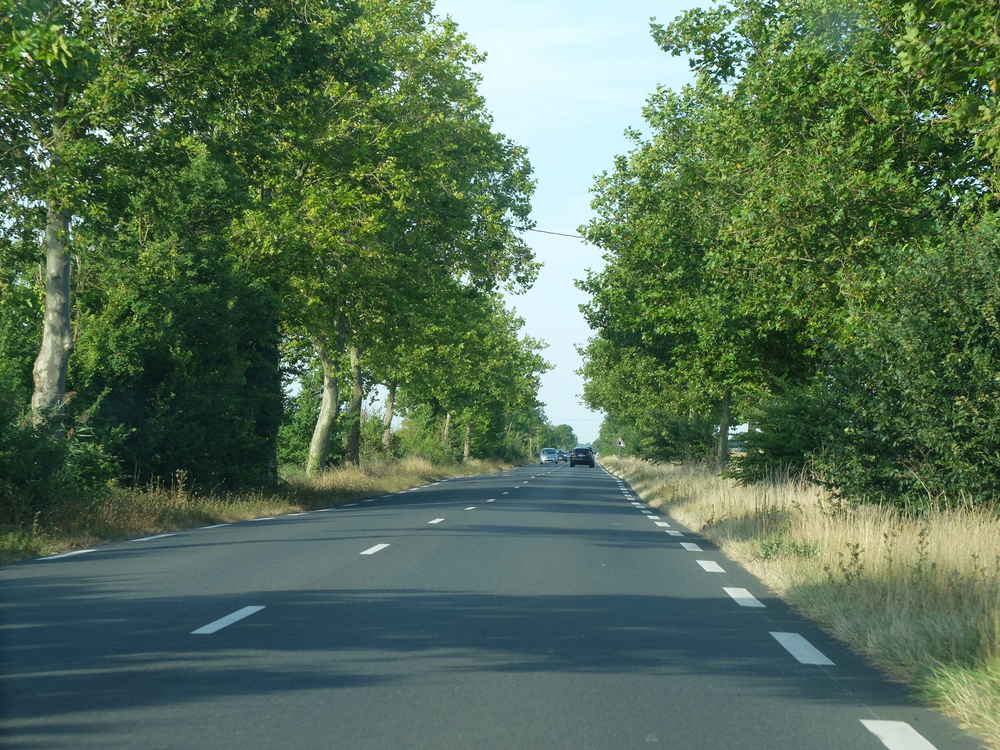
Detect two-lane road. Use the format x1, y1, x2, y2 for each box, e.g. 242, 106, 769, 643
0, 464, 982, 749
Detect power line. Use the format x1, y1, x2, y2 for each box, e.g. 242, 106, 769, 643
527, 228, 585, 239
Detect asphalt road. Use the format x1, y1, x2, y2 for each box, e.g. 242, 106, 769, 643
0, 463, 984, 749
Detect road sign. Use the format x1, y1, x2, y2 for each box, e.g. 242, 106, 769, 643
616, 437, 625, 448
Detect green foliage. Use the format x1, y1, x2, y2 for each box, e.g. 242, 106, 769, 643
580, 0, 1000, 506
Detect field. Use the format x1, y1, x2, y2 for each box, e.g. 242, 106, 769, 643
601, 456, 1000, 749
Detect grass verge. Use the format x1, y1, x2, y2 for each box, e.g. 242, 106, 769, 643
601, 455, 1000, 750
0, 456, 512, 564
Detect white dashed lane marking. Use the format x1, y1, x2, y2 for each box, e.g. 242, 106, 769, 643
861, 720, 940, 750
681, 543, 702, 551
770, 632, 834, 665
655, 521, 670, 527
696, 560, 724, 572
724, 587, 765, 607
465, 507, 476, 510
39, 549, 96, 561
666, 530, 683, 536
192, 606, 265, 635
428, 518, 445, 524
360, 544, 390, 555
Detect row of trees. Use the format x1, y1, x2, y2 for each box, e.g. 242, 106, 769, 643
1, 0, 556, 516
580, 0, 1000, 507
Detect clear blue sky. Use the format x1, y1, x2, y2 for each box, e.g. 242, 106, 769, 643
431, 0, 696, 444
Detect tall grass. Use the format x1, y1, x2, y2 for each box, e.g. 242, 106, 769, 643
0, 457, 511, 564
602, 456, 1000, 750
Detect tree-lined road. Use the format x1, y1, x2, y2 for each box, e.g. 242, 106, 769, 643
0, 465, 981, 749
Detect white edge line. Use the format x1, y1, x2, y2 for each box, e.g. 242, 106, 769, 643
39, 549, 97, 560
769, 632, 835, 665
360, 543, 390, 555
724, 587, 766, 607
860, 721, 940, 750
200, 523, 232, 529
134, 533, 175, 541
191, 606, 265, 635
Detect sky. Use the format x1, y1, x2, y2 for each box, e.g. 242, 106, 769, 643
429, 0, 697, 444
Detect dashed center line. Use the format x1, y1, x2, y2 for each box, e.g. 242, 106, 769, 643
465, 507, 476, 510
861, 721, 939, 750
770, 632, 834, 665
428, 518, 445, 524
360, 544, 390, 555
724, 587, 765, 607
487, 499, 495, 502
192, 606, 265, 634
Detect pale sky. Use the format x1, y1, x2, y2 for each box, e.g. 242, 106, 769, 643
431, 0, 697, 443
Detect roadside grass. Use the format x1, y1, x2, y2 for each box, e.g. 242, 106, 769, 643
601, 455, 1000, 750
0, 457, 512, 564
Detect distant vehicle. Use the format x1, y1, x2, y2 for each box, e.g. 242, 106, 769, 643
540, 447, 559, 465
557, 450, 569, 462
569, 446, 595, 468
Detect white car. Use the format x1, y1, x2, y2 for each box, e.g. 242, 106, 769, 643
539, 448, 559, 465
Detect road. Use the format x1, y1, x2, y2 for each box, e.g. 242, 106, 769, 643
0, 463, 983, 749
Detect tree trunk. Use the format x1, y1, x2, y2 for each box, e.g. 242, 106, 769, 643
442, 411, 452, 441
716, 389, 732, 468
31, 201, 74, 423
463, 421, 471, 460
344, 345, 363, 466
306, 339, 341, 476
381, 381, 397, 452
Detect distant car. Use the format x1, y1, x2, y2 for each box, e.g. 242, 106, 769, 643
557, 450, 569, 462
569, 446, 595, 467
540, 447, 559, 465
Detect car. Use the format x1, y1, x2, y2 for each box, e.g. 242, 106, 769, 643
557, 450, 569, 462
539, 447, 559, 465
569, 446, 595, 467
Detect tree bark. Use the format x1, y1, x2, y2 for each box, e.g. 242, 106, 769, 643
716, 389, 732, 468
463, 420, 471, 460
344, 345, 363, 466
31, 201, 74, 423
306, 339, 341, 476
381, 381, 397, 452
442, 411, 452, 441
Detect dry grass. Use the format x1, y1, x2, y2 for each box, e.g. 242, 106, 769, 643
0, 458, 511, 564
602, 456, 1000, 749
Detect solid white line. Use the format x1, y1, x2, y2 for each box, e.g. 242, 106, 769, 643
770, 632, 834, 665
360, 544, 390, 555
286, 512, 307, 516
861, 721, 939, 750
428, 518, 445, 524
191, 606, 265, 635
655, 521, 670, 527
39, 549, 96, 560
250, 517, 274, 521
724, 587, 765, 607
697, 560, 725, 572
134, 534, 175, 541
200, 523, 232, 529
681, 542, 702, 551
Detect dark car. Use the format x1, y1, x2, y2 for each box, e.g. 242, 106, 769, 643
569, 446, 595, 468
